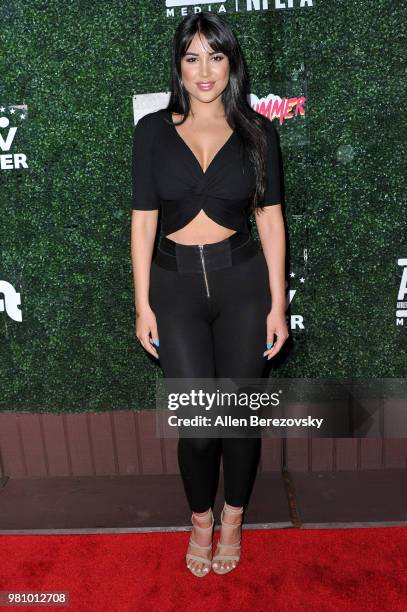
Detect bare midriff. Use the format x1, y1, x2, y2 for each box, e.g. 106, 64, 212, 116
166, 211, 237, 245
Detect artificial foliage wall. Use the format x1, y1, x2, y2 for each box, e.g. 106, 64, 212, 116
0, 0, 405, 413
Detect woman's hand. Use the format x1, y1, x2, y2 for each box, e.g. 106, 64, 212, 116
263, 308, 289, 360
135, 305, 160, 360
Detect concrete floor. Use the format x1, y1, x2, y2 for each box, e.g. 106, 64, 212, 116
0, 469, 406, 534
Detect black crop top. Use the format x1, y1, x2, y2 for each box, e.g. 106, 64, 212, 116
132, 108, 281, 236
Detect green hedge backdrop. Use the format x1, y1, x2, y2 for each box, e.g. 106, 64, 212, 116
0, 1, 405, 413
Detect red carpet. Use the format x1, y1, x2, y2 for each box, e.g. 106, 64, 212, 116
0, 527, 406, 611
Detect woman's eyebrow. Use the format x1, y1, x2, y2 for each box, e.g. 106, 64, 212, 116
184, 51, 220, 56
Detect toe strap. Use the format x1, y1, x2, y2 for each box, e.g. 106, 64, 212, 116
186, 553, 212, 567
212, 553, 240, 562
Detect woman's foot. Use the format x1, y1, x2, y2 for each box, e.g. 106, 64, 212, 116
186, 508, 214, 577
212, 502, 244, 574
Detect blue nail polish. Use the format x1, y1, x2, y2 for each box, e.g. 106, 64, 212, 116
267, 342, 273, 349
153, 339, 159, 347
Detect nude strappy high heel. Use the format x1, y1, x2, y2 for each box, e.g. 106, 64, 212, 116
185, 508, 214, 577
212, 502, 244, 575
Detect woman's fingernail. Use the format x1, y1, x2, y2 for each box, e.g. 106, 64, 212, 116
266, 342, 273, 349
153, 339, 159, 347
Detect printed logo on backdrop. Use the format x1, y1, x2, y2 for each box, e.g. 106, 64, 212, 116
287, 266, 305, 331
250, 93, 305, 126
165, 0, 313, 16
0, 281, 22, 322
0, 105, 28, 171
396, 258, 407, 327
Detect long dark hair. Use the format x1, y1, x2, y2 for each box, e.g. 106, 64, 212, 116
165, 11, 270, 214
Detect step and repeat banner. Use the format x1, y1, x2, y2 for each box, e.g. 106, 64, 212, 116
0, 1, 405, 414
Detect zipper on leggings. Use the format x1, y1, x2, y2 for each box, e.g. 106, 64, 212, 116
198, 245, 211, 298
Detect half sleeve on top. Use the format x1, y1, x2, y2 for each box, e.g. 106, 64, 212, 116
132, 113, 160, 210
263, 119, 281, 206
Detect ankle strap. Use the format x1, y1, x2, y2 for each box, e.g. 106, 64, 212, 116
223, 502, 244, 514
192, 508, 212, 518
191, 509, 214, 531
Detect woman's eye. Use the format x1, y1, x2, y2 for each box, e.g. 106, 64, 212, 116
185, 55, 224, 63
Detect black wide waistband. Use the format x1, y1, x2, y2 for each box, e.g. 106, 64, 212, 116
154, 231, 260, 272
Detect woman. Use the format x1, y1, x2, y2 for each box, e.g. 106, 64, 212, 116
131, 12, 288, 577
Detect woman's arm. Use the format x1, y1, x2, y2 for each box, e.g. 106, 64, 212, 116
131, 209, 160, 359
131, 113, 161, 359
255, 204, 289, 359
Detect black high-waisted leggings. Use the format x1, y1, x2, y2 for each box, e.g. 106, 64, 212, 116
149, 231, 272, 513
